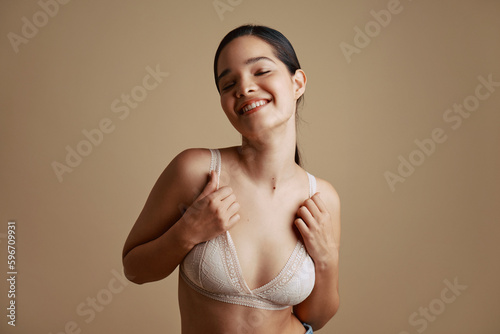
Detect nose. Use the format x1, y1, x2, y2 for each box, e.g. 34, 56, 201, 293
235, 75, 256, 98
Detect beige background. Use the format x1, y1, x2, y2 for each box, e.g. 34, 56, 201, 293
1, 0, 499, 333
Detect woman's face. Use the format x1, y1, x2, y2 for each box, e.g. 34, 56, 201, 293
216, 36, 306, 140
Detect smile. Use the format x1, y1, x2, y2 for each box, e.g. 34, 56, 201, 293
238, 99, 269, 115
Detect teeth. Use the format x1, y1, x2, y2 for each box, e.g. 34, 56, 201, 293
242, 100, 267, 113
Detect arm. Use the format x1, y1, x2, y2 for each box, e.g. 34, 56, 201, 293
293, 179, 341, 330
122, 148, 240, 284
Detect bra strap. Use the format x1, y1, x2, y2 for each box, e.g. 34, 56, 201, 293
209, 149, 221, 189
306, 172, 316, 198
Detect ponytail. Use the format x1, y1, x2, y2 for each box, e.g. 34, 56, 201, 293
294, 144, 301, 166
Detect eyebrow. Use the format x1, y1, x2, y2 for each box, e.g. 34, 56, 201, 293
217, 56, 276, 84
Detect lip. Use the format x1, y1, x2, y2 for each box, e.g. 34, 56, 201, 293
237, 98, 271, 116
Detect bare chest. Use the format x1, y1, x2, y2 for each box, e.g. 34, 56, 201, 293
222, 180, 308, 289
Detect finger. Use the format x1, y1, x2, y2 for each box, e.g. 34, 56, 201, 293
216, 193, 237, 214
294, 218, 310, 237
225, 198, 240, 216
297, 205, 315, 226
311, 192, 328, 213
228, 212, 241, 226
195, 170, 218, 201
303, 198, 321, 219
201, 187, 234, 211
211, 186, 234, 202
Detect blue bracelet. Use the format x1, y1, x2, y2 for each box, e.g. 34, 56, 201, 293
303, 323, 314, 333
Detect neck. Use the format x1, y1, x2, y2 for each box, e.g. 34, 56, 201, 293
237, 119, 298, 188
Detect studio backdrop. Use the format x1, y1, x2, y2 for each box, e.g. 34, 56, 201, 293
1, 0, 499, 333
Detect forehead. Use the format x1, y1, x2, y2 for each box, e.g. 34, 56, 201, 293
217, 36, 277, 74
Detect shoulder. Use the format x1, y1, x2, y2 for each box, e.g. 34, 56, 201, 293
150, 148, 214, 207
165, 147, 213, 189
314, 176, 341, 247
122, 148, 215, 258
169, 148, 212, 177
314, 176, 341, 213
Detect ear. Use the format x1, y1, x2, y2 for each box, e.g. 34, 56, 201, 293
293, 69, 307, 100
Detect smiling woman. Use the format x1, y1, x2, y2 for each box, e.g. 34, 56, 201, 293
122, 25, 341, 334
215, 25, 306, 166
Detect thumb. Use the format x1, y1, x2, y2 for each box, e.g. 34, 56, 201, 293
195, 170, 218, 201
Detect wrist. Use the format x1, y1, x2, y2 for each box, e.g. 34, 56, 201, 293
314, 252, 339, 273
171, 216, 197, 251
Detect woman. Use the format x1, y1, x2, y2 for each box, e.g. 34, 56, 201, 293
122, 25, 341, 334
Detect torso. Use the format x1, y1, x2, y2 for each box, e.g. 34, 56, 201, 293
178, 146, 313, 333
178, 277, 308, 334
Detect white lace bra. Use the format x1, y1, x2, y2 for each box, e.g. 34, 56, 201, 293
179, 149, 316, 310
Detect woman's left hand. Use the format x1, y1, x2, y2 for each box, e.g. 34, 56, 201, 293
294, 192, 338, 267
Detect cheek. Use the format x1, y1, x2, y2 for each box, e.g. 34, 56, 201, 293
271, 81, 296, 111
220, 95, 239, 123
220, 95, 231, 113
268, 76, 294, 99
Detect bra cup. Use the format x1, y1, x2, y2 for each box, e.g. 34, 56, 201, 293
181, 231, 316, 309
256, 247, 316, 306
181, 241, 206, 286
198, 237, 240, 294
287, 256, 315, 304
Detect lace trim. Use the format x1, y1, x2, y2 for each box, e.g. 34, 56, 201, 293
180, 232, 309, 310
180, 269, 289, 310
218, 232, 247, 294
223, 230, 307, 296
254, 241, 307, 296
209, 148, 221, 189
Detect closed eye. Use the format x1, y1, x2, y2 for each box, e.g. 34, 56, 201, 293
255, 70, 271, 76
221, 82, 235, 91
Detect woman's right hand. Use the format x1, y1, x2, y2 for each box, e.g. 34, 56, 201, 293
180, 170, 240, 246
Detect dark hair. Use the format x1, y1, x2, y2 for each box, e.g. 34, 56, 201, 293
213, 25, 304, 166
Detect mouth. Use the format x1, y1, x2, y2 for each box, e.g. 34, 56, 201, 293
238, 99, 270, 116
